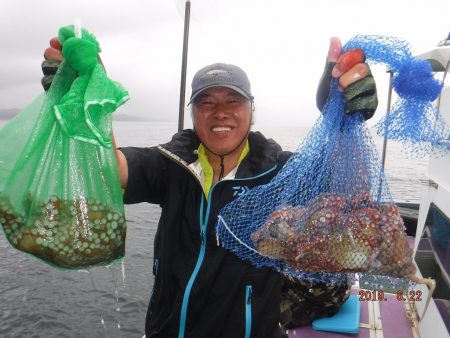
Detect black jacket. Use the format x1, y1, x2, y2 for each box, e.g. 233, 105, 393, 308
122, 130, 291, 338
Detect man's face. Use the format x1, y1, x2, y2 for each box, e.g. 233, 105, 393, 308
192, 87, 252, 155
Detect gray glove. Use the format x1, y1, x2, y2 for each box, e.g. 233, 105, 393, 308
316, 51, 378, 120
41, 59, 61, 91
342, 70, 378, 120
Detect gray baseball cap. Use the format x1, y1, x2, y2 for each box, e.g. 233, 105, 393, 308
189, 63, 254, 104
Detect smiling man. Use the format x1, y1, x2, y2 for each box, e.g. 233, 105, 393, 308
42, 37, 377, 337
119, 63, 293, 336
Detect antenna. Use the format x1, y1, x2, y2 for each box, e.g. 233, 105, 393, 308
178, 0, 191, 132
74, 17, 82, 38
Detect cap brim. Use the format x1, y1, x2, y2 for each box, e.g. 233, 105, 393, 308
188, 84, 253, 105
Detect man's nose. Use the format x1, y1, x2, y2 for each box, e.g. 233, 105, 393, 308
212, 103, 231, 118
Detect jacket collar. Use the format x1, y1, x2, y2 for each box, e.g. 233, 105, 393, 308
157, 129, 285, 178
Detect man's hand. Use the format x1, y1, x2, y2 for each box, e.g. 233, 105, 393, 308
41, 37, 63, 91
316, 37, 378, 120
41, 36, 105, 91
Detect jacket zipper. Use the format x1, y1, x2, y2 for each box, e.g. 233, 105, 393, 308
150, 258, 159, 299
153, 258, 159, 275
245, 285, 253, 338
147, 258, 159, 321
178, 196, 208, 338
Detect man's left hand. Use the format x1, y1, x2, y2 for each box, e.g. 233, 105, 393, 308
316, 37, 378, 120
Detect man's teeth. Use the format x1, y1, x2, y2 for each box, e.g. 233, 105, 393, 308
212, 127, 231, 132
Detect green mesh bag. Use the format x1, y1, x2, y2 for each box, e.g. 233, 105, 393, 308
0, 25, 129, 269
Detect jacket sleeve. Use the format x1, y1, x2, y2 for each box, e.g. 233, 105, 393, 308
120, 146, 167, 205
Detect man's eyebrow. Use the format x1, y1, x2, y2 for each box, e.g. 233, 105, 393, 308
226, 92, 245, 99
195, 93, 212, 101
195, 90, 245, 102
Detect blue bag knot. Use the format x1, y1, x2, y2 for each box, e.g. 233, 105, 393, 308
393, 59, 443, 101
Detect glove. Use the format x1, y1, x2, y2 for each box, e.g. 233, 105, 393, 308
41, 36, 104, 91
316, 37, 378, 120
41, 59, 61, 91
41, 37, 63, 91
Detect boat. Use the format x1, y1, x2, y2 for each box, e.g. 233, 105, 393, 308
411, 31, 450, 338
287, 32, 450, 338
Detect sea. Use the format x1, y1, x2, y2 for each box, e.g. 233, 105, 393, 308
0, 120, 428, 338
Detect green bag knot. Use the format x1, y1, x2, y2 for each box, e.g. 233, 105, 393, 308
62, 38, 99, 73
52, 25, 129, 148
58, 25, 101, 73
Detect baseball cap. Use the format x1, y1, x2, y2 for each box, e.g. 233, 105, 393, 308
189, 63, 254, 104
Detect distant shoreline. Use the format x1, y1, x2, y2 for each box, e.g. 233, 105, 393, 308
113, 114, 150, 122
0, 113, 151, 122
0, 108, 20, 120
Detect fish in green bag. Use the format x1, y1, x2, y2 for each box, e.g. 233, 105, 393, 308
0, 25, 129, 269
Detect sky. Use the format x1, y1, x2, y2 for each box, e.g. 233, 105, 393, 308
0, 0, 449, 128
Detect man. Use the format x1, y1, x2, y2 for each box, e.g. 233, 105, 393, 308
43, 36, 377, 337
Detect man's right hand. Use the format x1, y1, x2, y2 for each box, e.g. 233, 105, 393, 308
41, 37, 63, 91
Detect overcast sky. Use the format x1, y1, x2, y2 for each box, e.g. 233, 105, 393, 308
0, 0, 449, 127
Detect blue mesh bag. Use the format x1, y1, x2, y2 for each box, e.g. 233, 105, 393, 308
216, 35, 445, 284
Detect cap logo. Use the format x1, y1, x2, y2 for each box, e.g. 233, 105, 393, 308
206, 69, 230, 75
200, 69, 233, 86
